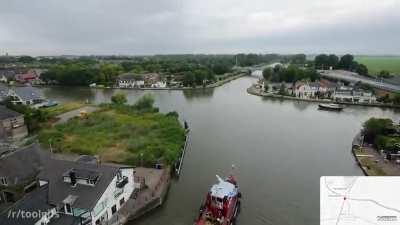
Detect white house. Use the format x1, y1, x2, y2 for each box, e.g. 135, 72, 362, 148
37, 158, 136, 225
151, 81, 167, 88
7, 86, 45, 105
294, 82, 320, 98
117, 73, 144, 88
333, 89, 376, 103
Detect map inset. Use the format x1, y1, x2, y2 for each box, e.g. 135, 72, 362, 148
321, 176, 400, 225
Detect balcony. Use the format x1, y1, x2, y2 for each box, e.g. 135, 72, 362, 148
116, 176, 128, 189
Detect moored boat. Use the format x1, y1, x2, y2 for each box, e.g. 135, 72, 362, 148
195, 174, 241, 225
318, 103, 344, 111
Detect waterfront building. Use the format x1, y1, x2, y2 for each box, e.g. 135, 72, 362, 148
0, 105, 28, 140
0, 144, 136, 225
117, 73, 145, 88
37, 158, 135, 225
0, 145, 44, 207
7, 86, 45, 105
332, 88, 376, 103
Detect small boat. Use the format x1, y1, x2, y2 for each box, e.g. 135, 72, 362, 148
318, 103, 344, 111
195, 173, 241, 225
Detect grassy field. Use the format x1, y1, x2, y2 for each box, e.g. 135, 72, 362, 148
355, 56, 400, 76
38, 105, 186, 166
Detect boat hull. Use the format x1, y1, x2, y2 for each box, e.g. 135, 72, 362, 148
318, 104, 343, 111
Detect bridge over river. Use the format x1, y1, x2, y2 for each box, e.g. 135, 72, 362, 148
319, 70, 400, 93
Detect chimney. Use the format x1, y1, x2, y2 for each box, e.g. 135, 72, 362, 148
69, 169, 77, 188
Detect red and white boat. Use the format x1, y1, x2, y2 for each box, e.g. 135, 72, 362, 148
195, 174, 241, 225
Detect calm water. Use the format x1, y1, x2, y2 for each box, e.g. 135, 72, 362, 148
40, 77, 399, 225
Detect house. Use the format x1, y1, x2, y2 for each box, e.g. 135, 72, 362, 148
8, 86, 45, 105
319, 79, 338, 93
37, 158, 135, 225
0, 145, 46, 207
0, 184, 60, 225
117, 73, 145, 88
294, 82, 319, 98
15, 70, 40, 83
332, 87, 376, 103
0, 69, 16, 83
143, 73, 167, 88
0, 143, 136, 225
0, 105, 28, 139
0, 83, 9, 101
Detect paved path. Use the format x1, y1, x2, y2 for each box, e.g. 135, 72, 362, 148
355, 145, 400, 175
55, 106, 98, 124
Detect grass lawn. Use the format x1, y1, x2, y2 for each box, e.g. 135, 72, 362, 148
42, 102, 86, 117
38, 105, 186, 166
355, 56, 400, 76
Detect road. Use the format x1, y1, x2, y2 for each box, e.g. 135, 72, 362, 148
55, 106, 98, 124
319, 70, 400, 92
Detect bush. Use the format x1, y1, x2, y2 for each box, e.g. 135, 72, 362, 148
111, 93, 127, 105
134, 93, 155, 110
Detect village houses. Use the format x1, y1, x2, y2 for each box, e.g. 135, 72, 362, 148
0, 144, 137, 225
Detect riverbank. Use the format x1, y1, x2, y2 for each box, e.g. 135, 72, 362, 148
351, 132, 400, 176
247, 84, 400, 109
33, 73, 248, 91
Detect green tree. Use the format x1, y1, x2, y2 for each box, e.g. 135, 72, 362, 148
314, 54, 329, 69
183, 72, 195, 87
392, 93, 400, 105
262, 68, 273, 80
378, 70, 392, 79
363, 118, 394, 143
134, 93, 155, 110
111, 93, 127, 105
327, 54, 339, 69
356, 64, 368, 76
99, 63, 123, 83
18, 55, 36, 63
338, 54, 354, 70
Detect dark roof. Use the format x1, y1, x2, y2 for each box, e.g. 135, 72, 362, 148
0, 69, 16, 79
118, 73, 143, 80
0, 144, 48, 186
0, 83, 9, 99
47, 214, 80, 225
75, 155, 98, 164
39, 159, 120, 210
0, 105, 22, 120
0, 185, 52, 225
11, 86, 44, 101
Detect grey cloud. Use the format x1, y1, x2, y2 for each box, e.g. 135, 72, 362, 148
0, 0, 399, 55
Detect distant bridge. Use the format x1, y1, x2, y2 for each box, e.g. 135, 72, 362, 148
319, 70, 400, 93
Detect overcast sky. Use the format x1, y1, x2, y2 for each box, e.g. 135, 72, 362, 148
0, 0, 399, 56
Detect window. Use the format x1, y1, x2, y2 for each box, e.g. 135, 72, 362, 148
0, 177, 7, 186
119, 197, 125, 206
111, 205, 117, 215
65, 204, 72, 214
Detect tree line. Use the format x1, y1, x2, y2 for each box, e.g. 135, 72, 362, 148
314, 54, 369, 76
263, 65, 320, 83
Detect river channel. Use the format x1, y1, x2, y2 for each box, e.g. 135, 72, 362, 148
40, 76, 399, 225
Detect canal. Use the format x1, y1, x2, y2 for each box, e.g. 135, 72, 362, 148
41, 77, 399, 225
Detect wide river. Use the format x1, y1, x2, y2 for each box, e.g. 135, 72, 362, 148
40, 76, 399, 225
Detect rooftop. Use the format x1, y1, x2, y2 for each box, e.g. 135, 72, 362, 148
39, 158, 120, 210
0, 185, 52, 225
11, 86, 44, 101
0, 105, 22, 120
0, 144, 48, 186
